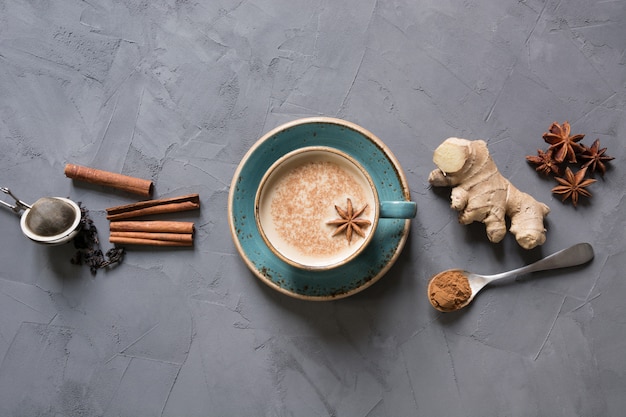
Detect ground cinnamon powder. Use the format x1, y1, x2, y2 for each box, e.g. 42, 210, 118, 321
428, 269, 472, 312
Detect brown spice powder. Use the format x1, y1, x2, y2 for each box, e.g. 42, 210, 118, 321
428, 269, 472, 312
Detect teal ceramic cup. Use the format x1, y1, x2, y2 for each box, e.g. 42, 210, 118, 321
229, 117, 417, 300
255, 146, 416, 271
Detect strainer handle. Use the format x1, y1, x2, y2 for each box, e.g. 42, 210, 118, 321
0, 187, 32, 214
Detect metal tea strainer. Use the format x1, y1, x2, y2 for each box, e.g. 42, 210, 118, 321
1, 187, 82, 244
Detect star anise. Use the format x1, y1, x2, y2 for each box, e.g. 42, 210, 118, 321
327, 198, 371, 243
552, 167, 597, 207
526, 148, 561, 176
543, 121, 585, 163
579, 138, 614, 177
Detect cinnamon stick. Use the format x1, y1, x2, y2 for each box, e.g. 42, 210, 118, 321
106, 194, 200, 220
110, 231, 193, 243
65, 163, 153, 197
110, 236, 193, 247
110, 221, 194, 234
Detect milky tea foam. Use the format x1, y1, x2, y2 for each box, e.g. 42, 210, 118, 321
256, 147, 379, 270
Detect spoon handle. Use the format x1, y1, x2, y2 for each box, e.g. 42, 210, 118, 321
490, 243, 594, 281
1, 187, 31, 213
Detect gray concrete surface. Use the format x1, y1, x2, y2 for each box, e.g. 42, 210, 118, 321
1, 0, 625, 416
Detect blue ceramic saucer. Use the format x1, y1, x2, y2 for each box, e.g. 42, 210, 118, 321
228, 117, 413, 300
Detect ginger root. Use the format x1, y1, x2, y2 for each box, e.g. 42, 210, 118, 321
428, 138, 550, 249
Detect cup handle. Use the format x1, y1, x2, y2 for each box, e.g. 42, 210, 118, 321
380, 201, 417, 219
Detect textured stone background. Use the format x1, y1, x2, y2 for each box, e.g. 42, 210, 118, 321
1, 0, 625, 416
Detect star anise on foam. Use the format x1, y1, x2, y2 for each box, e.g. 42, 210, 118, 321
552, 167, 597, 207
578, 138, 614, 177
327, 198, 371, 244
543, 121, 585, 163
526, 148, 561, 176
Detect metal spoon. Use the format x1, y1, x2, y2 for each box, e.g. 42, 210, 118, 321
1, 187, 82, 244
428, 243, 594, 312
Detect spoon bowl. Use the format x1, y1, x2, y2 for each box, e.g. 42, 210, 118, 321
21, 197, 82, 244
428, 243, 595, 312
